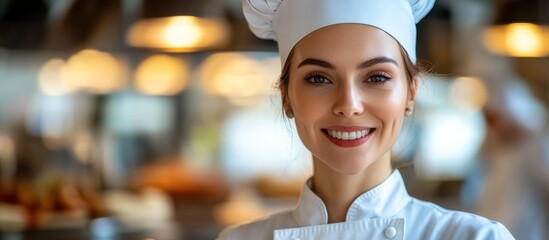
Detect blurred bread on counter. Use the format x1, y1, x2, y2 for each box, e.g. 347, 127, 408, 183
0, 172, 106, 229
255, 174, 306, 198
213, 188, 265, 226
133, 157, 228, 200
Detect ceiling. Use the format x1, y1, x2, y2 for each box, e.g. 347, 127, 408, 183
0, 0, 276, 52
0, 0, 547, 107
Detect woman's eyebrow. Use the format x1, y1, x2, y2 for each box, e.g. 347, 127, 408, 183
297, 58, 336, 70
358, 57, 398, 69
297, 56, 398, 70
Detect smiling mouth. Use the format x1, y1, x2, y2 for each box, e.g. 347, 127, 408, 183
321, 127, 376, 148
321, 128, 375, 147
323, 129, 373, 140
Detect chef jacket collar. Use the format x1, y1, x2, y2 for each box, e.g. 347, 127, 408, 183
292, 170, 411, 226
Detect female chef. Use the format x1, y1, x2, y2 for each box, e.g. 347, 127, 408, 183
218, 0, 515, 239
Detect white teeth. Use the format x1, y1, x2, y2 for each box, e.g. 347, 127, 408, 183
327, 129, 371, 140
349, 132, 357, 140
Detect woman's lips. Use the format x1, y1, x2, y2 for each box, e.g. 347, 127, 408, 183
321, 127, 375, 148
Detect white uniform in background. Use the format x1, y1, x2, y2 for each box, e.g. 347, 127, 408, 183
477, 137, 549, 240
217, 170, 514, 240
475, 80, 549, 240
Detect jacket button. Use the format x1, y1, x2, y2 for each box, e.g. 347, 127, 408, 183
384, 227, 397, 239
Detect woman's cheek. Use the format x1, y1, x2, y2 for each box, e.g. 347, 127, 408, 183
291, 89, 325, 119
367, 88, 406, 115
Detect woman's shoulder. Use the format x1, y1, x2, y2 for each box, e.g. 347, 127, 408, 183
404, 198, 515, 239
216, 209, 296, 240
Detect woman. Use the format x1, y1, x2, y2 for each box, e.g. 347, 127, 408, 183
218, 0, 515, 239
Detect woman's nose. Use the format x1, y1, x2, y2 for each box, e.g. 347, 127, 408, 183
332, 84, 364, 117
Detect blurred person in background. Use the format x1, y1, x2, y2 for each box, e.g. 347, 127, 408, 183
217, 0, 514, 239
473, 78, 549, 240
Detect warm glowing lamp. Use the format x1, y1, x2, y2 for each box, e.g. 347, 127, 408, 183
126, 16, 229, 52
125, 0, 229, 52
198, 53, 277, 106
134, 54, 190, 96
483, 0, 549, 57
484, 23, 549, 57
61, 49, 128, 94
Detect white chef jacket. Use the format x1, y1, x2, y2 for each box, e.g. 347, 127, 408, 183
217, 170, 514, 240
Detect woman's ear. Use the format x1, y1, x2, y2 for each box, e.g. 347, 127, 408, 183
405, 76, 419, 115
282, 90, 294, 118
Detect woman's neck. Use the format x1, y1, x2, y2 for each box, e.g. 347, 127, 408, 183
311, 153, 392, 223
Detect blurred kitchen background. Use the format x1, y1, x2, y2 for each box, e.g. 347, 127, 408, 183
0, 0, 548, 239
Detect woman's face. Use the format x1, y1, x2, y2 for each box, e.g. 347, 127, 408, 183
288, 24, 416, 175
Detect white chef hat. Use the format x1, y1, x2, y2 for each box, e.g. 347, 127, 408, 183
243, 0, 435, 65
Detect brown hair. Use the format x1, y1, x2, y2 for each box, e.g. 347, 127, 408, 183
278, 45, 420, 117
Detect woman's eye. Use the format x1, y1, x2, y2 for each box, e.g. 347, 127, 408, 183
367, 73, 391, 84
305, 74, 331, 84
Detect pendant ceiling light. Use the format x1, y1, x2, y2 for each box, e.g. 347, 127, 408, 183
126, 0, 230, 52
483, 0, 549, 57
134, 54, 190, 96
